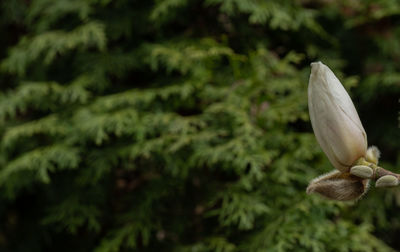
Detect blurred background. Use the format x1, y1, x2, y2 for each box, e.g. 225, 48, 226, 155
0, 0, 399, 251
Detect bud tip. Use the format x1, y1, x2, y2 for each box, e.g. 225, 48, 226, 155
310, 61, 323, 68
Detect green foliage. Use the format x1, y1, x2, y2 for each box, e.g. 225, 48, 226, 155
2, 21, 106, 76
0, 0, 399, 251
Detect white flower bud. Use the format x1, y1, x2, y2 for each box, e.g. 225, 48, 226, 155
308, 62, 367, 172
376, 175, 399, 188
366, 145, 380, 165
350, 165, 373, 179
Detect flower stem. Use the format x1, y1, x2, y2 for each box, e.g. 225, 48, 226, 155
374, 166, 400, 180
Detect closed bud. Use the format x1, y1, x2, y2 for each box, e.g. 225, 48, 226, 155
366, 146, 380, 165
376, 175, 399, 188
308, 62, 367, 172
307, 170, 369, 201
350, 165, 373, 179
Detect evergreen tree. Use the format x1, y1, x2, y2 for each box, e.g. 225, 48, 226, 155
0, 0, 399, 251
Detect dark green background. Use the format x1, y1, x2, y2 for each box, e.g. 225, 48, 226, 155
0, 0, 399, 251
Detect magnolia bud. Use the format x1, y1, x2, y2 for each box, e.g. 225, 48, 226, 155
308, 62, 367, 172
376, 175, 399, 188
366, 146, 380, 165
350, 165, 373, 179
307, 170, 369, 201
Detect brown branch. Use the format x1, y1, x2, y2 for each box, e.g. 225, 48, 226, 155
374, 166, 400, 180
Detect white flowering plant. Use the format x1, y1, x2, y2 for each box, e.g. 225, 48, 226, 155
307, 62, 399, 201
